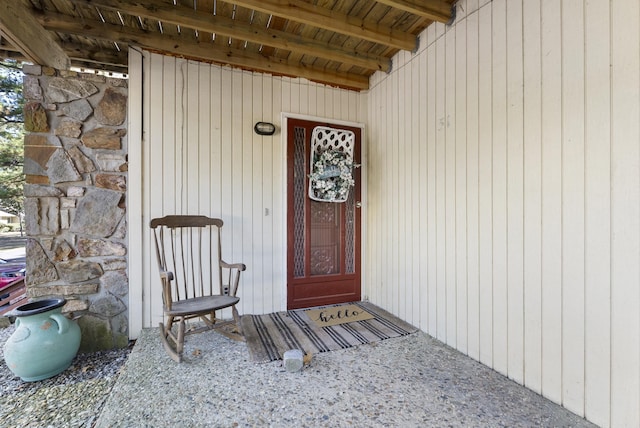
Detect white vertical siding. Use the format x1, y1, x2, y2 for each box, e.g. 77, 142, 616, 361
465, 8, 480, 362
561, 0, 586, 416
505, 0, 525, 387
426, 25, 438, 339
584, 0, 611, 424
610, 0, 640, 425
477, 3, 492, 367
522, 0, 543, 396
454, 11, 468, 355
365, 0, 640, 426
540, 0, 563, 404
127, 49, 144, 339
491, 0, 508, 376
138, 53, 364, 325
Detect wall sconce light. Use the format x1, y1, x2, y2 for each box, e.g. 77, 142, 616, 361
254, 121, 276, 136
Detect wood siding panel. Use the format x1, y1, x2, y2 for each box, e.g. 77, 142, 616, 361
583, 1, 611, 425
477, 3, 493, 367
465, 9, 480, 362
411, 51, 422, 327
491, 0, 508, 376
540, 0, 563, 405
390, 70, 399, 316
560, 0, 586, 416
445, 26, 457, 346
144, 53, 161, 326
418, 45, 430, 333
435, 34, 447, 342
127, 49, 144, 338
522, 0, 543, 396
455, 12, 468, 355
427, 34, 438, 338
505, 0, 524, 386
611, 0, 640, 426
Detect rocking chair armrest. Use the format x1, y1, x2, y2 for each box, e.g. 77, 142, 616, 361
220, 260, 247, 271
220, 260, 246, 297
159, 270, 175, 281
158, 269, 175, 310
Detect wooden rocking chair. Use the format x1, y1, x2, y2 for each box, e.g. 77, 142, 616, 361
150, 215, 246, 362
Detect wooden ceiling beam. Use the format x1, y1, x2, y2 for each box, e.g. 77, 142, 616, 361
38, 12, 369, 90
223, 0, 416, 51
0, 38, 128, 71
374, 0, 452, 23
0, 0, 70, 70
72, 0, 390, 72
60, 41, 129, 69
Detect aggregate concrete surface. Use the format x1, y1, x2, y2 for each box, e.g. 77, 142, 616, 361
97, 327, 596, 428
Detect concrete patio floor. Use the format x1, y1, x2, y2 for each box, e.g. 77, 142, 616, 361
96, 326, 596, 427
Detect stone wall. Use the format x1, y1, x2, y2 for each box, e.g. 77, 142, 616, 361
22, 65, 129, 352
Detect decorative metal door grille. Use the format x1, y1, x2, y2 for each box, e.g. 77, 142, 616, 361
345, 191, 356, 274
293, 126, 306, 278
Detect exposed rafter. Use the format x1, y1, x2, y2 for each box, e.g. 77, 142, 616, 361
374, 0, 452, 22
61, 41, 129, 71
225, 0, 418, 51
38, 12, 369, 89
72, 0, 391, 72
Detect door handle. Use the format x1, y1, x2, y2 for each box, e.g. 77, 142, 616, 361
355, 201, 362, 208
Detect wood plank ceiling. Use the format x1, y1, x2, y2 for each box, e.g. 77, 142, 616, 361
0, 0, 455, 90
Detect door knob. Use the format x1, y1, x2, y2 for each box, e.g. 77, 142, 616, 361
355, 201, 362, 208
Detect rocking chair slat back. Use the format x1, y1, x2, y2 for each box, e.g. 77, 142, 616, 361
150, 215, 246, 362
152, 215, 225, 303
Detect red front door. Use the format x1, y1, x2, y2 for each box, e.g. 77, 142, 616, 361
286, 118, 362, 309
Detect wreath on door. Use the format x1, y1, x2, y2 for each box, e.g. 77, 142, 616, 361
308, 127, 359, 203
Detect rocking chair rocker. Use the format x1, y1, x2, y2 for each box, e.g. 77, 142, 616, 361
150, 215, 246, 362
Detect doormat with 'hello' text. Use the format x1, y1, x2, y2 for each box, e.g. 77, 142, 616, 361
304, 304, 374, 327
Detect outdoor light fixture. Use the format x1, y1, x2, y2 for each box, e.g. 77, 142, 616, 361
254, 121, 276, 136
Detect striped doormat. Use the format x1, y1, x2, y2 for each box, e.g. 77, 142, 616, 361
241, 301, 418, 363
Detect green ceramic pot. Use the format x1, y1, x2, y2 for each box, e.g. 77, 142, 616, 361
3, 298, 81, 382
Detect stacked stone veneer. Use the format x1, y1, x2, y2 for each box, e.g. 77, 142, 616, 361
22, 65, 129, 352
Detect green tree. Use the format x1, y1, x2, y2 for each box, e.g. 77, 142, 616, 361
0, 59, 24, 232
0, 59, 23, 134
